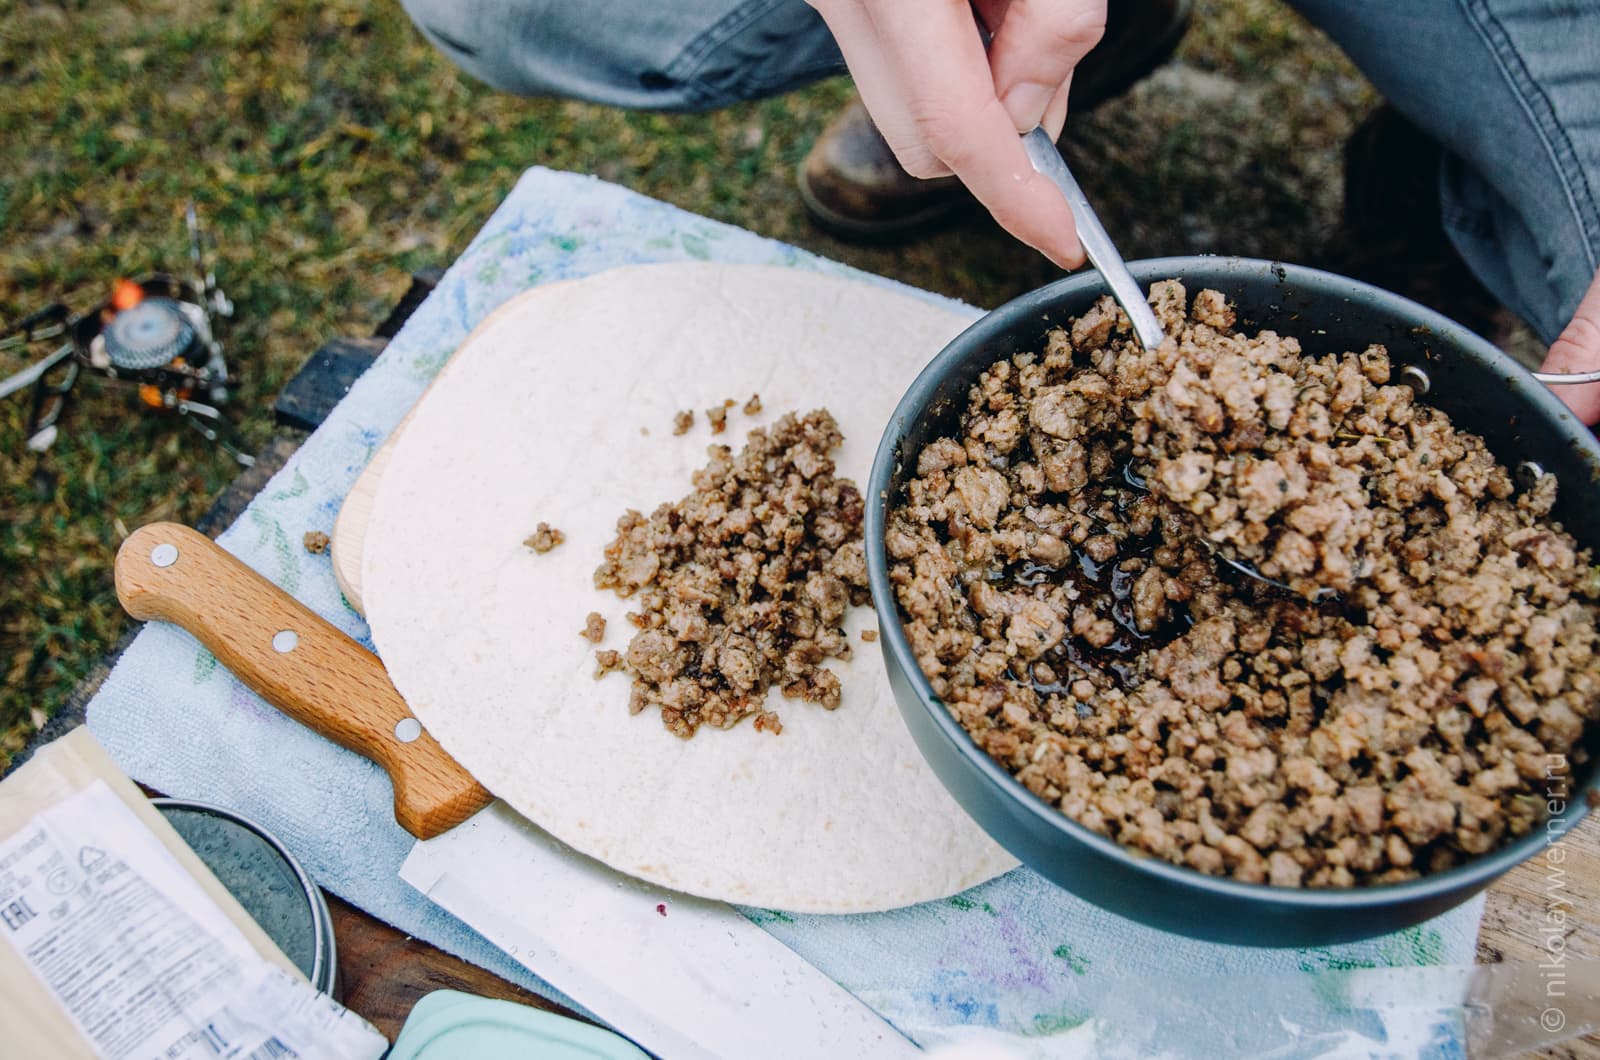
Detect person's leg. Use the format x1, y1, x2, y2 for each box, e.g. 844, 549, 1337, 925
1287, 0, 1600, 345
398, 0, 844, 112
1338, 104, 1516, 345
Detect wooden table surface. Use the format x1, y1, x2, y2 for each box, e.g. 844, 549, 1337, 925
1475, 812, 1600, 1057
16, 269, 1599, 1056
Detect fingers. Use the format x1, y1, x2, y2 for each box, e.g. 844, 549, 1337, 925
987, 0, 1106, 131
1040, 76, 1073, 142
807, 0, 947, 176
879, 2, 1083, 265
923, 94, 1086, 267
1540, 266, 1600, 425
971, 0, 1014, 33
807, 0, 1083, 266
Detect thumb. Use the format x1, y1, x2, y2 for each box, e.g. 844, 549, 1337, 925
1539, 266, 1600, 425
985, 0, 1107, 132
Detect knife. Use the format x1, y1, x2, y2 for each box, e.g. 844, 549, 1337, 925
114, 522, 919, 1059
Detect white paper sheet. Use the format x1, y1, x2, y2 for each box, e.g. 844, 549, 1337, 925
0, 780, 383, 1060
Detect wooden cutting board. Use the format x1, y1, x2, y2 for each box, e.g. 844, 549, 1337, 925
330, 439, 389, 614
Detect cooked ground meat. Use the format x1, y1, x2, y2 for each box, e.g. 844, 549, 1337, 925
594, 409, 870, 737
744, 393, 763, 416
706, 400, 734, 434
524, 522, 565, 553
581, 611, 606, 643
886, 281, 1600, 887
862, 629, 878, 642
593, 649, 622, 678
673, 410, 694, 435
302, 530, 330, 555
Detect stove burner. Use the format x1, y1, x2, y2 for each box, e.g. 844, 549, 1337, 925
104, 298, 196, 370
0, 204, 251, 467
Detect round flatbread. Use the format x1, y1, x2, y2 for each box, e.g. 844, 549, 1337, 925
363, 263, 1015, 912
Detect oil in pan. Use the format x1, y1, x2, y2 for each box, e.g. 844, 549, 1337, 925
152, 798, 338, 997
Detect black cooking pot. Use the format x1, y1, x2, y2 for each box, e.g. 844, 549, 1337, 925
865, 256, 1600, 946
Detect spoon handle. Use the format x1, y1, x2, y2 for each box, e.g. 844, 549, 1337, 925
1022, 127, 1166, 352
1532, 368, 1600, 385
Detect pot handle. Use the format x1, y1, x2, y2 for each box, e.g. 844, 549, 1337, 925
114, 522, 492, 839
1533, 368, 1600, 385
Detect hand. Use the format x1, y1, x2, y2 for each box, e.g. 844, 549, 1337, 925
1538, 266, 1600, 425
806, 0, 1107, 268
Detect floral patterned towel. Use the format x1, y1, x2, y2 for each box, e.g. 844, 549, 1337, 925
86, 168, 1483, 1055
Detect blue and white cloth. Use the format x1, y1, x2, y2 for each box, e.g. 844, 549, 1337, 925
87, 168, 1484, 1056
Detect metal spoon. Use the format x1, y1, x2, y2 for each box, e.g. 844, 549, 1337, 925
1205, 543, 1340, 604
1022, 127, 1165, 351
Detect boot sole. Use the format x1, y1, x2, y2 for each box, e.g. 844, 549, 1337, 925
796, 176, 973, 242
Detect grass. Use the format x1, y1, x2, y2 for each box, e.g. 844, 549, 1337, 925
0, 0, 1374, 766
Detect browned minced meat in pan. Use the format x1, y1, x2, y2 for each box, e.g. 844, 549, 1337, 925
886, 281, 1600, 887
595, 409, 870, 737
580, 611, 606, 643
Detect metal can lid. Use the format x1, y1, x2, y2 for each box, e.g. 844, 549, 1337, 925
153, 799, 336, 996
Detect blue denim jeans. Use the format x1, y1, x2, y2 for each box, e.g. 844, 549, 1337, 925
1290, 0, 1599, 344
399, 0, 1600, 344
398, 0, 846, 111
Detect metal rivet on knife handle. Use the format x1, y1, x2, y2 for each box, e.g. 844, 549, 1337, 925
113, 521, 495, 839
394, 718, 422, 743
151, 542, 179, 568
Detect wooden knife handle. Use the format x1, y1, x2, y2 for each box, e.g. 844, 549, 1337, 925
114, 522, 492, 839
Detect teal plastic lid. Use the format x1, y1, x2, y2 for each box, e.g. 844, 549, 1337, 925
389, 990, 649, 1060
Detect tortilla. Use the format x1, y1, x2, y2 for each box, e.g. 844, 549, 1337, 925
362, 263, 1016, 912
